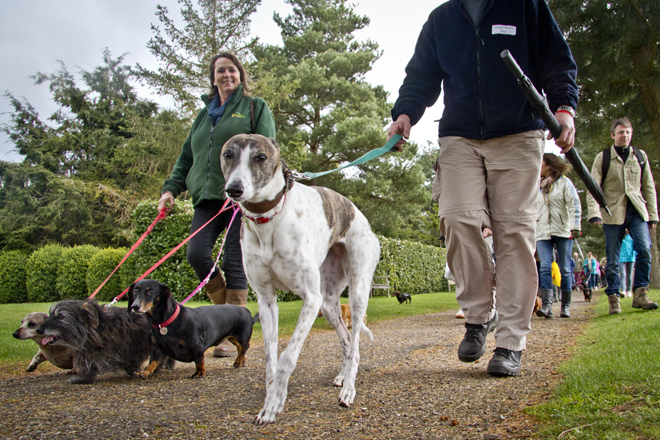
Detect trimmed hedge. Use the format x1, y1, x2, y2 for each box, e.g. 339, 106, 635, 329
130, 200, 201, 301
86, 248, 129, 302
57, 245, 101, 300
0, 250, 29, 304
0, 203, 448, 304
375, 236, 447, 295
26, 244, 64, 302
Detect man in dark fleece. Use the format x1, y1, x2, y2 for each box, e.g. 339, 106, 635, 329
387, 0, 578, 376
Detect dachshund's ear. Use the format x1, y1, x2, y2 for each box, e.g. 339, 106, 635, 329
81, 301, 100, 329
127, 283, 136, 313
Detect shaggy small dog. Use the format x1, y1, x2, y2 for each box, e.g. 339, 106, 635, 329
12, 312, 75, 373
36, 300, 153, 384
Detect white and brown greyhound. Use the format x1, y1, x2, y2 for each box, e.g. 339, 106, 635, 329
221, 134, 379, 425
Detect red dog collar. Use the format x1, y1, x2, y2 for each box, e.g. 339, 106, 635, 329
243, 194, 287, 225
153, 303, 180, 335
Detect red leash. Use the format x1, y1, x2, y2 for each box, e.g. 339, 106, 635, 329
109, 199, 233, 303
89, 208, 168, 300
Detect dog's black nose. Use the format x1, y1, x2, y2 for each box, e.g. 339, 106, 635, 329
35, 328, 43, 335
225, 183, 244, 199
131, 305, 140, 312
11, 331, 19, 339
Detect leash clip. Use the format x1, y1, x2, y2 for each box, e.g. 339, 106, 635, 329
290, 169, 310, 181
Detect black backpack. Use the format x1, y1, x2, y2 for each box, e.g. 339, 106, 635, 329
600, 147, 646, 188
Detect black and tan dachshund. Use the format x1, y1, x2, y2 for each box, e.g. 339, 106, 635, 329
129, 279, 258, 379
393, 291, 412, 304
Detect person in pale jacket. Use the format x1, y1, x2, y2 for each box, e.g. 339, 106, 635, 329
587, 117, 658, 314
536, 153, 581, 319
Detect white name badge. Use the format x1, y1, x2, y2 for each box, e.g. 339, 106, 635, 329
492, 25, 517, 36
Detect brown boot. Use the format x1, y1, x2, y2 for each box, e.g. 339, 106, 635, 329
632, 287, 658, 310
213, 339, 237, 357
204, 273, 226, 305
608, 294, 621, 315
212, 288, 248, 357
225, 289, 248, 307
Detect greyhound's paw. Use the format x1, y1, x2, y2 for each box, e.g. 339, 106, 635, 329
338, 383, 356, 407
254, 389, 286, 425
26, 364, 37, 372
333, 374, 344, 387
254, 409, 278, 425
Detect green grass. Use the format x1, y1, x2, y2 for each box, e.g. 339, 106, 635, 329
527, 289, 660, 439
2, 291, 459, 364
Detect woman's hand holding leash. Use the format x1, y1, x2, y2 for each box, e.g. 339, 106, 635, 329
158, 191, 175, 212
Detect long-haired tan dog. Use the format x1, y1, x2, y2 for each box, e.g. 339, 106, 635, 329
12, 312, 75, 372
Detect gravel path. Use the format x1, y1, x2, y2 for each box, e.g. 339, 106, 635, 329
1, 294, 595, 439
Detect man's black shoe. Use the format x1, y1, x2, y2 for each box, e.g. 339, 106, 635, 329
457, 311, 497, 362
486, 347, 522, 377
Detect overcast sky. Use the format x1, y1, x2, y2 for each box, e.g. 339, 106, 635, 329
0, 0, 454, 163
1, 0, 558, 164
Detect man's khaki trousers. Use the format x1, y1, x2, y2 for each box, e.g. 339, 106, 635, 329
438, 130, 543, 351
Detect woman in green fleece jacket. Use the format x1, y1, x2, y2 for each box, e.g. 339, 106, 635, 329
158, 52, 276, 357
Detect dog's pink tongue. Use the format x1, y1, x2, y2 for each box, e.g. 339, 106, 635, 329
41, 335, 54, 345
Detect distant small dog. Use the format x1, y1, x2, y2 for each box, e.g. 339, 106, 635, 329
130, 279, 257, 379
393, 291, 412, 304
583, 287, 592, 302
36, 300, 152, 384
317, 304, 366, 329
12, 312, 75, 373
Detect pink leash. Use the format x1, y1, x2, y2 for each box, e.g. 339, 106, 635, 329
106, 199, 234, 305
180, 203, 241, 305
89, 208, 168, 300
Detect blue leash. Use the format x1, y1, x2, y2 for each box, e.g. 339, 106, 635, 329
292, 134, 402, 180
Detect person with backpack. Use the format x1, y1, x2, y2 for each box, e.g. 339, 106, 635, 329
587, 117, 658, 314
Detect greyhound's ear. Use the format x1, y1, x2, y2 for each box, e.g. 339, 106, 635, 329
268, 137, 280, 150
81, 301, 100, 329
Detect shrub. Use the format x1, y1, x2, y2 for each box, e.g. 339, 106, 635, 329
132, 200, 200, 301
375, 236, 447, 295
86, 247, 129, 301
56, 245, 101, 300
0, 251, 29, 304
26, 244, 64, 302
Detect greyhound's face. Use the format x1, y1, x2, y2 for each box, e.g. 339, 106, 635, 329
221, 134, 283, 203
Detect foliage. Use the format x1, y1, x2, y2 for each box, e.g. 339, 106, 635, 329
56, 245, 101, 300
0, 251, 29, 304
26, 244, 64, 303
551, 0, 660, 282
0, 50, 188, 251
131, 200, 202, 301
376, 236, 447, 295
253, 0, 434, 240
134, 0, 261, 117
86, 247, 130, 302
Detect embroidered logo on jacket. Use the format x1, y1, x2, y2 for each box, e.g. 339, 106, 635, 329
231, 112, 246, 118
